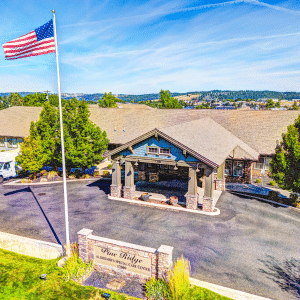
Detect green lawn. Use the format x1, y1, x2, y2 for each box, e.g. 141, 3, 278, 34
0, 248, 138, 300
0, 248, 233, 300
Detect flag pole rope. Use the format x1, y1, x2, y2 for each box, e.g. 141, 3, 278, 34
52, 9, 70, 258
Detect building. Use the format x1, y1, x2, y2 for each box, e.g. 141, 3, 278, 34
1, 105, 300, 210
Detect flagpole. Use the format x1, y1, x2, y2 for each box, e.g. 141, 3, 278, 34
52, 10, 70, 257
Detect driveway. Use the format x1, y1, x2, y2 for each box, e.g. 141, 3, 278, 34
1, 179, 300, 300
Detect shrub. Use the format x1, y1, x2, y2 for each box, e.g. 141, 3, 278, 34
255, 178, 261, 183
68, 173, 76, 179
268, 190, 280, 201
48, 171, 58, 178
21, 179, 32, 183
289, 193, 299, 207
107, 164, 112, 170
74, 169, 82, 178
62, 243, 94, 283
269, 180, 276, 186
169, 256, 190, 300
40, 170, 47, 176
102, 170, 110, 178
82, 174, 91, 179
145, 278, 169, 300
93, 170, 100, 177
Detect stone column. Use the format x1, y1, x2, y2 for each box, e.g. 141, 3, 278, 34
77, 228, 93, 262
203, 168, 214, 212
110, 161, 122, 198
186, 167, 198, 210
123, 161, 136, 199
157, 245, 173, 281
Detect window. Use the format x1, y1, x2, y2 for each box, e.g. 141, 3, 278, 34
233, 161, 244, 177
255, 157, 271, 170
4, 162, 10, 170
0, 138, 4, 147
147, 147, 158, 154
159, 148, 170, 155
7, 138, 17, 148
225, 160, 232, 176
254, 157, 264, 170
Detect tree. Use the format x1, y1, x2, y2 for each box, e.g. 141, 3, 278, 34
16, 136, 48, 178
1, 96, 10, 109
98, 92, 119, 108
275, 100, 281, 108
62, 99, 109, 172
17, 100, 109, 174
23, 93, 47, 107
292, 101, 299, 110
266, 99, 275, 109
29, 102, 60, 169
9, 93, 23, 106
270, 115, 300, 193
159, 90, 182, 109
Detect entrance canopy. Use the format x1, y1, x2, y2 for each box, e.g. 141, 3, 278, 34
104, 117, 259, 168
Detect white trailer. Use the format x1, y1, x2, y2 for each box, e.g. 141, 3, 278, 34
0, 151, 19, 183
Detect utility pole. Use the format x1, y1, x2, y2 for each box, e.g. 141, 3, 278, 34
44, 90, 51, 101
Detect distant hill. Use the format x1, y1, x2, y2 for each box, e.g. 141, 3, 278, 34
1, 90, 300, 102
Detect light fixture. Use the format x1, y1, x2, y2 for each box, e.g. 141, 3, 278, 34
134, 161, 139, 166
174, 162, 178, 170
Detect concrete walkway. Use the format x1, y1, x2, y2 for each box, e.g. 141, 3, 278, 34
226, 183, 291, 198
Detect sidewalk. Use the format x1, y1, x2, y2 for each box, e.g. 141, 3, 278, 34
190, 278, 273, 300
226, 183, 290, 198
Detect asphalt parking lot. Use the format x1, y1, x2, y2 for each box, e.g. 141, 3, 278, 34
1, 179, 300, 300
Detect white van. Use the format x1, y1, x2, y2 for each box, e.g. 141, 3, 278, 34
0, 151, 19, 183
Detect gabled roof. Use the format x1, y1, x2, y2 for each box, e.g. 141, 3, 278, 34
105, 118, 259, 168
1, 105, 299, 155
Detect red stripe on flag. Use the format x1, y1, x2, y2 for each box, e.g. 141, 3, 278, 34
5, 49, 55, 60
4, 44, 55, 59
3, 31, 36, 45
4, 38, 55, 54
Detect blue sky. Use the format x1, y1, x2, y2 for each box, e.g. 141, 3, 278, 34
1, 0, 300, 94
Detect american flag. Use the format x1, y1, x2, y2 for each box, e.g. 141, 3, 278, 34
3, 19, 55, 60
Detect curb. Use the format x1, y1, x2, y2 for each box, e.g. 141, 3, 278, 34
189, 278, 273, 300
3, 177, 100, 187
108, 195, 220, 215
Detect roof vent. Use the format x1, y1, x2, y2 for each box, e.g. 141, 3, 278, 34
114, 127, 116, 132
123, 128, 125, 132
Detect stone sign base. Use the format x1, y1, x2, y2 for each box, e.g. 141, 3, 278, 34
78, 229, 173, 282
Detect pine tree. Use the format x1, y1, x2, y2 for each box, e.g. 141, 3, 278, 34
30, 102, 60, 169
270, 115, 300, 193
62, 98, 109, 172
98, 92, 119, 108
16, 136, 48, 178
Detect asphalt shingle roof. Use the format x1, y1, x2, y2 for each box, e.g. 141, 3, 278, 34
1, 105, 299, 155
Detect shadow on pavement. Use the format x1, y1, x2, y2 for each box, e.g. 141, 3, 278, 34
4, 187, 62, 246
87, 179, 111, 194
259, 255, 300, 298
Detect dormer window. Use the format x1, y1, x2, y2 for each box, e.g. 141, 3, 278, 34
159, 148, 170, 155
147, 147, 158, 154
146, 146, 171, 156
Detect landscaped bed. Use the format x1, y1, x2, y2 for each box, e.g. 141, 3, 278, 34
16, 170, 102, 184
0, 248, 232, 300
